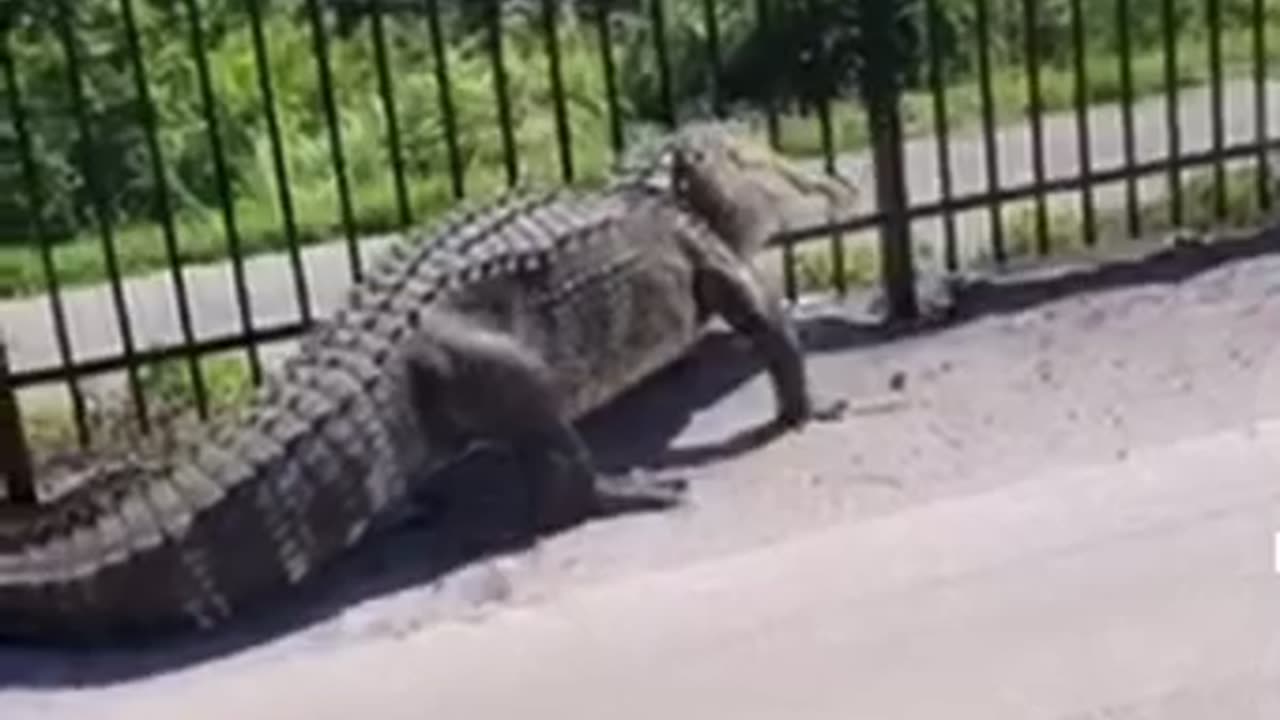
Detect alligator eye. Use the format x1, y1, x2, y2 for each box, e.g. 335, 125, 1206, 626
674, 146, 704, 168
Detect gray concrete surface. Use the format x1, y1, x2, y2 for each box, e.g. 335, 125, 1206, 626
2, 210, 1280, 717
17, 417, 1278, 720
3, 80, 1279, 386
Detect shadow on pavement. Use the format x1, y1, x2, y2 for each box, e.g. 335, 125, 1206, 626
1, 221, 1276, 690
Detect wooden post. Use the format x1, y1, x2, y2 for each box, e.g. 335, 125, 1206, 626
0, 337, 36, 505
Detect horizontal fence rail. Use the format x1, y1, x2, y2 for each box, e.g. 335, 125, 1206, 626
0, 0, 1278, 478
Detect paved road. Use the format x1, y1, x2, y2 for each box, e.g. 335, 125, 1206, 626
12, 418, 1280, 720
3, 227, 1280, 716
2, 80, 1278, 386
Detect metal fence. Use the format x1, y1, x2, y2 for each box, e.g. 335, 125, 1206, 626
1, 0, 1278, 501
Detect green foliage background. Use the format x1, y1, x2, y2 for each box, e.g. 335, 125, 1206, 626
1, 0, 1276, 295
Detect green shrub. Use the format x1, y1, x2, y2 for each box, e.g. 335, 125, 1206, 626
1, 0, 1277, 297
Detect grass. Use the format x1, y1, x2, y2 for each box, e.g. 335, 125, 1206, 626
787, 234, 884, 297
999, 164, 1277, 258
786, 162, 1278, 296
2, 23, 1277, 300
21, 351, 256, 468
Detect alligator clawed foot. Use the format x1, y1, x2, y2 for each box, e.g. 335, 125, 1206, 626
776, 395, 849, 431
592, 469, 689, 516
809, 397, 849, 423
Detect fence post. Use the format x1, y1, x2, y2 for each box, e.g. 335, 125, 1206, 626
0, 336, 36, 505
860, 0, 918, 321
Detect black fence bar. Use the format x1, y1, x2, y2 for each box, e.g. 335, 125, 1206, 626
53, 0, 151, 433
767, 0, 795, 302
867, 116, 917, 318
649, 0, 676, 128
1069, 0, 1097, 247
1, 30, 89, 446
1161, 0, 1184, 226
779, 138, 1280, 244
486, 0, 520, 187
10, 133, 1280, 395
246, 0, 313, 326
1207, 0, 1227, 220
1021, 0, 1050, 255
594, 0, 625, 158
370, 1, 413, 227
700, 0, 725, 117
974, 0, 1005, 264
1117, 0, 1142, 238
0, 339, 36, 505
861, 0, 916, 320
780, 235, 798, 302
306, 0, 362, 281
753, 0, 781, 149
924, 0, 958, 271
542, 0, 575, 183
426, 0, 466, 199
183, 0, 263, 385
120, 0, 210, 420
803, 0, 844, 294
7, 0, 1280, 418
1252, 0, 1271, 210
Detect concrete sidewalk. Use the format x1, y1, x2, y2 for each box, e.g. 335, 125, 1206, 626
12, 416, 1279, 720
2, 80, 1279, 381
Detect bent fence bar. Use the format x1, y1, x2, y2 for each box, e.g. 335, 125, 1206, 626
0, 338, 35, 504
0, 0, 1278, 502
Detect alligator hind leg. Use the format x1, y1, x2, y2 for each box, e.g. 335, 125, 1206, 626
403, 315, 686, 536
509, 423, 686, 533
694, 251, 847, 430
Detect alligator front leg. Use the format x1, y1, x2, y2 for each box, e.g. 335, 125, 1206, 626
402, 316, 686, 537
694, 253, 848, 430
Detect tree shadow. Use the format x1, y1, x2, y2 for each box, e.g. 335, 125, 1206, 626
1, 223, 1276, 689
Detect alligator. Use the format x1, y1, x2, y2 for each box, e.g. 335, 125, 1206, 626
0, 123, 857, 645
